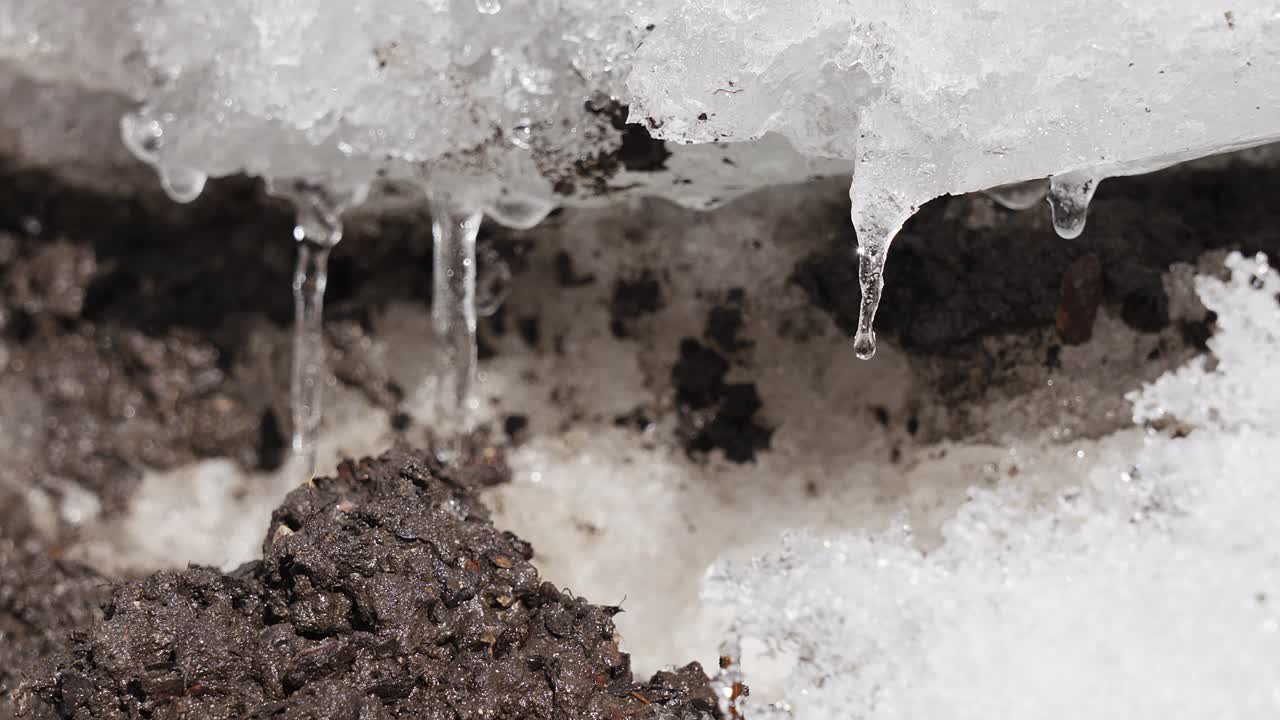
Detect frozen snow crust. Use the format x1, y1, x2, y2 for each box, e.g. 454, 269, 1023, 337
3, 1, 1277, 214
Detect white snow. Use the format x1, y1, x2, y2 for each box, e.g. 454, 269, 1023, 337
705, 252, 1280, 719
2, 1, 1276, 215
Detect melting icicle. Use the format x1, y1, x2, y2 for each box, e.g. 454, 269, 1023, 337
852, 241, 885, 360
848, 186, 914, 361
984, 178, 1049, 211
120, 108, 207, 204
430, 199, 483, 434
290, 240, 331, 477
268, 179, 367, 478
1047, 172, 1102, 240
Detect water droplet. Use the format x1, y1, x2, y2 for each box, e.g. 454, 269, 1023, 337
984, 178, 1049, 210
1047, 172, 1102, 239
121, 108, 207, 204
158, 166, 207, 203
510, 118, 533, 149
476, 0, 501, 14
484, 193, 555, 230
853, 331, 877, 360
431, 197, 484, 432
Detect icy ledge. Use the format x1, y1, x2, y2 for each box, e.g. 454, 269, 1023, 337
3, 1, 1277, 451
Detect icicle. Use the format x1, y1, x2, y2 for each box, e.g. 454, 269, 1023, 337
430, 198, 484, 434
984, 178, 1049, 211
1047, 172, 1102, 239
120, 108, 207, 204
848, 187, 913, 361
289, 241, 332, 477
268, 180, 366, 478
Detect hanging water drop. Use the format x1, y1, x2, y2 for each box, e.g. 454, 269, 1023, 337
1047, 172, 1102, 240
267, 179, 366, 478
430, 198, 483, 433
984, 178, 1049, 211
475, 243, 512, 317
120, 108, 207, 204
158, 166, 207, 203
485, 192, 555, 230
476, 0, 501, 14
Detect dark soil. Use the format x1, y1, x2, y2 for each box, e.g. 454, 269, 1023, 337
20, 448, 718, 720
0, 165, 463, 513
0, 538, 108, 720
792, 161, 1280, 353
671, 338, 771, 463
609, 270, 663, 339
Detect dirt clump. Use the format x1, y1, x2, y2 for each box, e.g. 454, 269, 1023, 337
21, 448, 719, 720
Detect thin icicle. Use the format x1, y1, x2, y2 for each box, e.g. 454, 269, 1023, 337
853, 240, 887, 360
430, 199, 483, 437
268, 179, 366, 478
290, 240, 332, 477
848, 186, 914, 361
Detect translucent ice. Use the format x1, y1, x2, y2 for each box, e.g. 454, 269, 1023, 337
1047, 172, 1102, 240
430, 199, 484, 434
984, 179, 1049, 211
268, 179, 367, 476
2, 1, 1274, 217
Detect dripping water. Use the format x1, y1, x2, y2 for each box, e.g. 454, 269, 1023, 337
120, 108, 207, 204
1047, 172, 1101, 240
158, 167, 207, 204
852, 239, 887, 360
268, 180, 364, 478
430, 199, 484, 440
984, 178, 1049, 211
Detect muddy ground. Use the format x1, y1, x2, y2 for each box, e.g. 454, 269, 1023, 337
1, 148, 1277, 717
13, 449, 718, 720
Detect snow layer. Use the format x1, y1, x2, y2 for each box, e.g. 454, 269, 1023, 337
2, 1, 1277, 214
706, 252, 1280, 718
